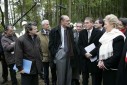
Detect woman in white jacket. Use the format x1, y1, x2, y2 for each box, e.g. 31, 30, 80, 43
97, 14, 125, 85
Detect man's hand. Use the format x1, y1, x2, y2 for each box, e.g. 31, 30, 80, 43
11, 42, 15, 45
19, 70, 25, 74
11, 42, 15, 47
85, 53, 92, 59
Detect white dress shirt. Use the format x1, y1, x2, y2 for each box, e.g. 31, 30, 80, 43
60, 26, 65, 48
87, 28, 93, 42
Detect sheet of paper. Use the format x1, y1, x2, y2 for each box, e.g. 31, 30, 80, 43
84, 43, 95, 53
84, 43, 97, 62
13, 59, 32, 74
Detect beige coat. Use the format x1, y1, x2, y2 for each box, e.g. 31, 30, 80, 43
37, 30, 50, 62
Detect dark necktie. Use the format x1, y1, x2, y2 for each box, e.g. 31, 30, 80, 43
76, 32, 79, 43
64, 30, 68, 52
46, 31, 49, 35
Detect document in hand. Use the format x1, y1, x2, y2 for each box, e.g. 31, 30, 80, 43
13, 59, 32, 74
84, 43, 97, 62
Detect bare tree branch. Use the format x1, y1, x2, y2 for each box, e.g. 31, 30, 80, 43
13, 2, 37, 26
0, 6, 5, 29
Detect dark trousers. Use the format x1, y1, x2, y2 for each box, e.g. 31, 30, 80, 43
8, 64, 17, 85
91, 73, 102, 85
40, 63, 44, 79
82, 72, 102, 85
43, 62, 49, 84
103, 70, 117, 85
50, 63, 57, 84
82, 71, 89, 85
1, 55, 8, 80
81, 60, 102, 85
72, 67, 80, 80
21, 74, 38, 85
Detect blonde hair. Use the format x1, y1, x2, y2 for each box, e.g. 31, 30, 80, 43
104, 14, 119, 28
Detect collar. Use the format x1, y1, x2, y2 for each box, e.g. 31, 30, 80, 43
87, 27, 93, 33
61, 26, 65, 30
41, 29, 46, 34
41, 29, 49, 35
100, 27, 103, 31
61, 26, 66, 34
25, 33, 37, 39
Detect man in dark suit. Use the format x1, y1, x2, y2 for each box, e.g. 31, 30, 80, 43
49, 15, 77, 85
72, 22, 83, 85
15, 22, 43, 85
94, 18, 105, 33
78, 17, 103, 85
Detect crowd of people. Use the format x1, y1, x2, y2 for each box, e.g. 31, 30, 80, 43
0, 14, 127, 85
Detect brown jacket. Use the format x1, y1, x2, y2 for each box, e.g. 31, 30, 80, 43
37, 29, 50, 62
15, 34, 43, 74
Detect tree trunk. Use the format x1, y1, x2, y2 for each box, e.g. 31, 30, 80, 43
0, 6, 5, 29
68, 0, 71, 19
4, 0, 9, 25
120, 0, 124, 17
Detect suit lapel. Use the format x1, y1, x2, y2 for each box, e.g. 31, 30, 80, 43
56, 25, 61, 37
55, 26, 62, 46
89, 28, 96, 43
84, 30, 88, 43
102, 28, 106, 33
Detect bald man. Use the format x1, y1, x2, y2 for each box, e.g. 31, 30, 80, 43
49, 15, 77, 85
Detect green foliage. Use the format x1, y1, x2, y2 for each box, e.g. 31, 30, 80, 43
0, 25, 4, 32
5, 0, 127, 30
